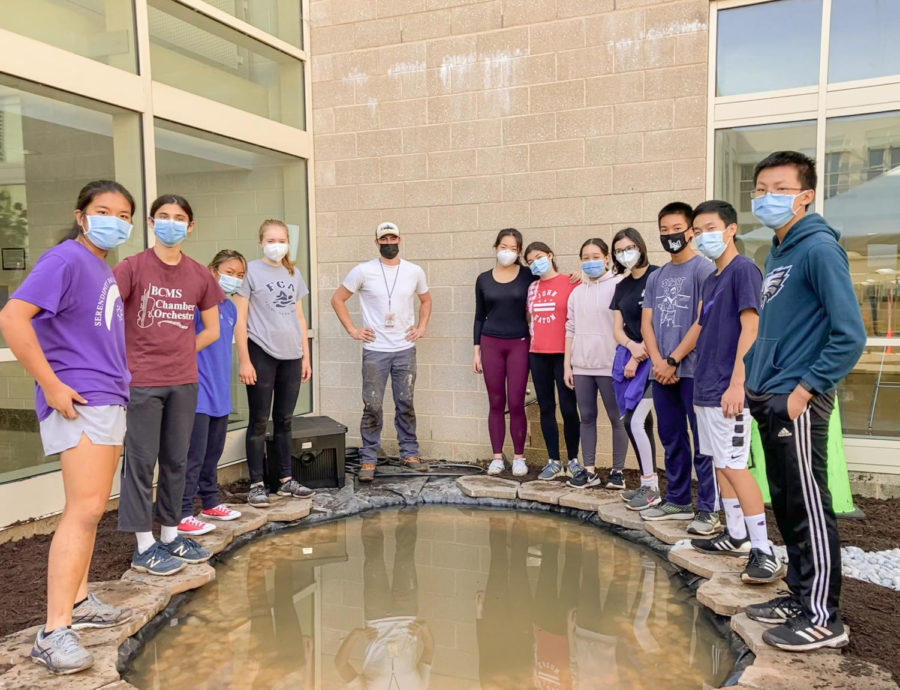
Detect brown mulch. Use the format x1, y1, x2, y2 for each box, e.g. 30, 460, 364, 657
0, 472, 897, 684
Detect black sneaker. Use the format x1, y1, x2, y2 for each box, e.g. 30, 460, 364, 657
762, 614, 849, 652
690, 530, 750, 556
741, 547, 786, 584
746, 591, 803, 624
566, 465, 601, 489
277, 479, 315, 499
605, 470, 626, 490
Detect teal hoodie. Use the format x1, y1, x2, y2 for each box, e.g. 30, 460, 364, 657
744, 213, 866, 395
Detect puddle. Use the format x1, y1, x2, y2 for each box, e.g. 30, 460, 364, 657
127, 507, 734, 689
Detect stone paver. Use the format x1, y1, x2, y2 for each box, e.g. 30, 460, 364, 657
263, 495, 313, 523
97, 682, 140, 690
455, 475, 519, 500
668, 542, 747, 579
214, 504, 267, 537
77, 581, 171, 649
737, 651, 897, 690
558, 489, 621, 511
517, 480, 572, 505
644, 519, 707, 545
192, 526, 234, 556
120, 562, 215, 596
697, 572, 785, 616
731, 613, 846, 658
0, 645, 119, 690
596, 500, 646, 531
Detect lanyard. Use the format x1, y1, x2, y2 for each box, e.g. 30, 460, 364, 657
380, 260, 400, 312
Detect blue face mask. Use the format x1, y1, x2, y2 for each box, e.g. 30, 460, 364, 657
751, 193, 799, 230
83, 215, 132, 250
581, 260, 606, 278
153, 218, 188, 247
529, 256, 552, 277
218, 273, 243, 295
694, 231, 729, 260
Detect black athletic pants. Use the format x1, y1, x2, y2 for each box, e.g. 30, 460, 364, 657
748, 391, 840, 626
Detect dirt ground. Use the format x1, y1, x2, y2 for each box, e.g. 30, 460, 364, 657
1, 472, 897, 684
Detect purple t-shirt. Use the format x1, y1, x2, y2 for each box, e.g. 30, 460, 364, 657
694, 254, 762, 407
11, 240, 130, 420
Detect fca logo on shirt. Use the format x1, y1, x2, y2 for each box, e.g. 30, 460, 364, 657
272, 290, 294, 309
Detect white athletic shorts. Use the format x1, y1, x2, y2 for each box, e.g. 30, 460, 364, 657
694, 405, 750, 470
39, 404, 126, 456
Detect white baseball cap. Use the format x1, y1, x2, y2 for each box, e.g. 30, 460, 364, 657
376, 221, 400, 239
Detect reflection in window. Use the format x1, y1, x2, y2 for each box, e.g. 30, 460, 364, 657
716, 0, 821, 97
209, 0, 303, 49
829, 0, 900, 83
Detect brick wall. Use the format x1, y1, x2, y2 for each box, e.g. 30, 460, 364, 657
310, 0, 710, 465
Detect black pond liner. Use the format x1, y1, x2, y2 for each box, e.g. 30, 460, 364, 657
118, 478, 753, 687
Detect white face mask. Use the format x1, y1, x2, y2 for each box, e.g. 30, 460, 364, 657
496, 249, 518, 267
615, 248, 640, 269
263, 242, 289, 262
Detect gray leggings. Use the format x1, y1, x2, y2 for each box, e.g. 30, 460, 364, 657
573, 375, 628, 470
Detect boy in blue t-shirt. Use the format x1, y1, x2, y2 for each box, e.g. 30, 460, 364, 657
688, 200, 783, 585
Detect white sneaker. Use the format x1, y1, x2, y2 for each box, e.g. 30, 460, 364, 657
512, 458, 528, 476
177, 515, 216, 536
487, 459, 505, 475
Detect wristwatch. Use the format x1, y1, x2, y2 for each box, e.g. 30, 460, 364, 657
665, 355, 678, 367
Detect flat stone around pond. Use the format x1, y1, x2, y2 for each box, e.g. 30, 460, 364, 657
597, 501, 646, 531
737, 651, 897, 690
697, 572, 785, 616
456, 476, 519, 499
668, 542, 747, 579
558, 489, 622, 511
121, 562, 215, 596
517, 480, 572, 505
192, 527, 233, 556
263, 495, 313, 523
644, 519, 712, 545
0, 645, 120, 690
77, 581, 171, 649
213, 504, 268, 537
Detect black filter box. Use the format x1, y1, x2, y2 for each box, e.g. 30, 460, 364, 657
264, 415, 348, 490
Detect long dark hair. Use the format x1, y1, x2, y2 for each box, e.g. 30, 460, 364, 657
150, 194, 194, 222
523, 241, 558, 271
494, 227, 524, 266
579, 237, 609, 258
610, 227, 649, 275
61, 180, 136, 243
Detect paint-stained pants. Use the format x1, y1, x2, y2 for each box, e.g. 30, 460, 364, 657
360, 347, 418, 462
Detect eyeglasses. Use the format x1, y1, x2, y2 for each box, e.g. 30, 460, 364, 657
615, 245, 638, 253
749, 187, 807, 199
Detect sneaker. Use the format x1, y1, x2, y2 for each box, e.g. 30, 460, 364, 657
277, 479, 316, 499
687, 511, 721, 535
762, 614, 849, 652
487, 459, 505, 475
248, 484, 270, 507
359, 462, 376, 482
742, 547, 787, 584
538, 460, 565, 481
201, 504, 241, 521
606, 470, 626, 490
625, 485, 661, 511
177, 515, 216, 536
512, 458, 528, 477
690, 530, 750, 556
71, 593, 132, 630
746, 592, 803, 624
162, 535, 212, 564
31, 627, 93, 674
567, 465, 601, 489
131, 541, 186, 576
641, 501, 693, 521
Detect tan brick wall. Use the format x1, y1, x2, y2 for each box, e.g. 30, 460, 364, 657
310, 0, 709, 465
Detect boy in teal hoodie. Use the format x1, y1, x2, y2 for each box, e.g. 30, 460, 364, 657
743, 151, 866, 652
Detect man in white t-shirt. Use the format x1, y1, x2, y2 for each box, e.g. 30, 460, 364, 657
331, 222, 432, 481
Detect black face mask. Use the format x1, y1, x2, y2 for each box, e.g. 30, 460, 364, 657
660, 231, 689, 254
379, 243, 399, 259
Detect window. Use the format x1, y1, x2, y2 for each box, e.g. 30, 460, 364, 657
829, 0, 900, 83
208, 0, 303, 49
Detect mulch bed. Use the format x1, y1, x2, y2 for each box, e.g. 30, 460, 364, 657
0, 470, 897, 684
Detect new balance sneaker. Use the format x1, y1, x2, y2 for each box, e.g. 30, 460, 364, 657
131, 541, 186, 576
247, 483, 270, 507
762, 614, 849, 652
746, 592, 803, 624
71, 593, 132, 630
538, 460, 565, 481
31, 627, 93, 675
690, 530, 751, 556
177, 515, 216, 536
162, 535, 212, 564
278, 479, 315, 499
625, 485, 661, 511
201, 504, 241, 521
686, 511, 720, 535
486, 459, 505, 475
512, 458, 528, 477
567, 464, 601, 489
606, 470, 626, 490
742, 548, 787, 584
641, 501, 693, 521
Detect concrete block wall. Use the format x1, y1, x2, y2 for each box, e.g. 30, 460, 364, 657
310, 0, 710, 464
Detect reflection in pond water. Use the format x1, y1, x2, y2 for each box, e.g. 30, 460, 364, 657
127, 507, 733, 689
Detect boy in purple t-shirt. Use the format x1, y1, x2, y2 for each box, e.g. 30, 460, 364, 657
689, 200, 783, 585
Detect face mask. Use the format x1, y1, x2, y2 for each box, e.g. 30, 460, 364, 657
581, 260, 606, 279
263, 242, 289, 262
615, 249, 640, 269
660, 231, 688, 254
694, 231, 729, 260
529, 256, 551, 277
153, 218, 188, 247
379, 243, 399, 260
752, 193, 799, 230
496, 249, 518, 267
218, 273, 243, 295
83, 215, 132, 250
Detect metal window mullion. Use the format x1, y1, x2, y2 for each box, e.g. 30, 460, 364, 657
706, 1, 718, 198
134, 0, 158, 248
815, 0, 832, 212
302, 0, 319, 415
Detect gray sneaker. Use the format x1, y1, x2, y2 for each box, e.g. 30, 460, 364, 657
686, 510, 721, 535
625, 485, 661, 511
277, 478, 316, 499
131, 541, 186, 576
248, 483, 270, 507
538, 460, 565, 480
162, 535, 212, 564
31, 627, 93, 674
641, 501, 694, 521
71, 593, 132, 630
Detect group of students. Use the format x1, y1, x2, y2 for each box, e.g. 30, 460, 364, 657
0, 181, 316, 674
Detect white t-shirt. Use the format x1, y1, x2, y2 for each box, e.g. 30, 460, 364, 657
342, 258, 429, 353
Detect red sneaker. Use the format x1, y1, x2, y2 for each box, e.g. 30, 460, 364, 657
177, 515, 215, 535
201, 504, 241, 521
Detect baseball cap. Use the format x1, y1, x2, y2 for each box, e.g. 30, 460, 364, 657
376, 221, 400, 239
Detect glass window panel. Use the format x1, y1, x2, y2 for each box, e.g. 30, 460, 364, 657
153, 120, 311, 422
713, 121, 817, 265
840, 345, 900, 438
205, 0, 303, 49
828, 0, 900, 83
1, 0, 137, 73
148, 0, 305, 128
716, 0, 822, 97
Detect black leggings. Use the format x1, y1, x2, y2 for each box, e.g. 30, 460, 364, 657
245, 339, 301, 484
529, 352, 579, 461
